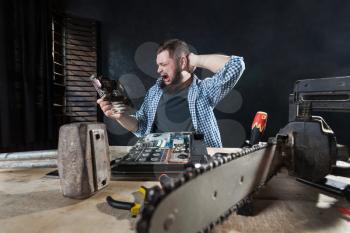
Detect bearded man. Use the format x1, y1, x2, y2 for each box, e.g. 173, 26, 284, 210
97, 39, 245, 147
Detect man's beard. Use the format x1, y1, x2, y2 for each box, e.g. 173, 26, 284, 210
160, 65, 182, 89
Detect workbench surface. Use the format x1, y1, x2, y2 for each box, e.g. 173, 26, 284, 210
1, 146, 349, 233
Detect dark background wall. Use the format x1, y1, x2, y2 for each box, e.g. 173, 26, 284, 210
60, 0, 350, 147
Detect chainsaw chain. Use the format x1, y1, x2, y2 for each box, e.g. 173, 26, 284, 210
136, 143, 274, 233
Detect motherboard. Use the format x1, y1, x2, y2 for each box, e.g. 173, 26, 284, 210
111, 132, 209, 179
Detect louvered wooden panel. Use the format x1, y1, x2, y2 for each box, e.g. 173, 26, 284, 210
65, 86, 96, 91
52, 14, 67, 131
66, 81, 95, 86
66, 76, 93, 82
70, 116, 98, 122
66, 70, 94, 76
52, 13, 99, 124
66, 102, 97, 107
66, 55, 96, 62
66, 92, 96, 97
66, 65, 96, 72
66, 60, 96, 67
64, 16, 98, 122
65, 112, 96, 117
66, 106, 97, 112
66, 96, 97, 102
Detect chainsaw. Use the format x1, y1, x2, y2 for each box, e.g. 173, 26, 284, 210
135, 140, 281, 233
134, 76, 350, 233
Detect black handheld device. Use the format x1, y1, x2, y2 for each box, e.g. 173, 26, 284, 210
90, 74, 133, 107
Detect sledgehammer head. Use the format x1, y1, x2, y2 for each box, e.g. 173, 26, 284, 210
57, 122, 110, 199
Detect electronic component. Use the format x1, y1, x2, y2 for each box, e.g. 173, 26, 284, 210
111, 132, 209, 179
90, 74, 133, 107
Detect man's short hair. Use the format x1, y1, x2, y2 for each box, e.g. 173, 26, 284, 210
157, 39, 190, 60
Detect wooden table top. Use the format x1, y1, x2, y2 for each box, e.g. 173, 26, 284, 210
0, 146, 349, 233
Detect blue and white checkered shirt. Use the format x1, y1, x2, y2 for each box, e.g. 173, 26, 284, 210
132, 55, 245, 147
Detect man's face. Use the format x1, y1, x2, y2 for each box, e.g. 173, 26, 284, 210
156, 50, 181, 86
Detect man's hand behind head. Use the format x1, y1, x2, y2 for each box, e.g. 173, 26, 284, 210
187, 53, 197, 73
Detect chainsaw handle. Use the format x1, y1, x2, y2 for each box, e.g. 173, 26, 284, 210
106, 196, 135, 210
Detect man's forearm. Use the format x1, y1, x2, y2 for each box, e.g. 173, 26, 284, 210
115, 115, 139, 132
190, 54, 230, 73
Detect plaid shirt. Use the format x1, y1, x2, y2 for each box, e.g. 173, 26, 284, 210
132, 55, 245, 147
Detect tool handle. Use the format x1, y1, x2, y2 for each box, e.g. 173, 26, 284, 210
249, 111, 268, 145
106, 196, 134, 210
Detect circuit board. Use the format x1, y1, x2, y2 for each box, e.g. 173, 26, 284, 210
124, 132, 191, 164
111, 132, 209, 179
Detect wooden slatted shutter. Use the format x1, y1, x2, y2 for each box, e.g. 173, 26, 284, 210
52, 13, 99, 124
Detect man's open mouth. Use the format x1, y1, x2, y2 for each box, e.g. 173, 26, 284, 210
162, 74, 170, 82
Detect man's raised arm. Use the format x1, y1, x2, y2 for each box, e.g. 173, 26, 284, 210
188, 53, 230, 73
187, 52, 245, 107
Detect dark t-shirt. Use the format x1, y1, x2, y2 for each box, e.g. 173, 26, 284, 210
153, 80, 194, 133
